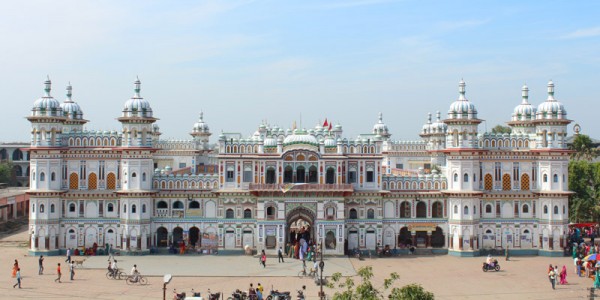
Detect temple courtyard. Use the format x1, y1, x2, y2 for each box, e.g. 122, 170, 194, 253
0, 227, 594, 299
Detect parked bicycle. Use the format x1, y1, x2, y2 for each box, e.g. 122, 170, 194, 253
297, 265, 317, 279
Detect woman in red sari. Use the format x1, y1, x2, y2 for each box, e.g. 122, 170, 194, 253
560, 265, 568, 284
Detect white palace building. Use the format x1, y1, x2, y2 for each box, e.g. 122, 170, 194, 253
27, 78, 573, 257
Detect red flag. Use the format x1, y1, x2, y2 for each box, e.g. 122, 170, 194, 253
329, 123, 332, 131
323, 118, 328, 127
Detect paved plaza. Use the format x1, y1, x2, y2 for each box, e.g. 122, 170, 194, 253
0, 227, 595, 299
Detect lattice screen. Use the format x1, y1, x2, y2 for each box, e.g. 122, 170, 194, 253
502, 174, 511, 191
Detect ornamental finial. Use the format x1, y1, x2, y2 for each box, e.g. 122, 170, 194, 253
66, 83, 73, 102
521, 84, 529, 104
458, 79, 466, 100
134, 76, 141, 97
547, 80, 555, 101
44, 76, 51, 96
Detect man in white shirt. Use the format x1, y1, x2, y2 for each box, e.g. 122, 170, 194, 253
112, 259, 118, 277
130, 264, 139, 282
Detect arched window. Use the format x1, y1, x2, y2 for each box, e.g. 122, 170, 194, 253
107, 203, 114, 212
326, 207, 335, 219
522, 204, 529, 213
453, 205, 458, 214
50, 204, 55, 213
132, 204, 137, 213
173, 201, 184, 209
432, 202, 443, 218
563, 205, 566, 214
132, 172, 137, 178
326, 168, 335, 184
367, 208, 375, 219
32, 203, 35, 213
40, 204, 45, 213
485, 204, 492, 213
473, 205, 476, 215
142, 173, 147, 181
69, 203, 76, 212
463, 173, 469, 182
157, 201, 168, 209
349, 208, 358, 219
244, 208, 252, 219
553, 174, 558, 183
553, 205, 558, 214
51, 172, 56, 181
266, 168, 276, 184
543, 205, 548, 214
40, 172, 45, 181
453, 173, 458, 182
463, 206, 469, 215
543, 174, 548, 182
142, 204, 146, 213
226, 208, 234, 219
124, 204, 127, 213
266, 206, 275, 219
189, 201, 200, 209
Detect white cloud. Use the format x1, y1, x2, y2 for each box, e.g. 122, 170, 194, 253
561, 27, 600, 39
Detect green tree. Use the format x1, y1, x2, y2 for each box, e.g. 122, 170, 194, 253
569, 158, 600, 222
490, 125, 512, 134
0, 162, 13, 184
327, 266, 434, 300
389, 284, 435, 300
569, 134, 598, 161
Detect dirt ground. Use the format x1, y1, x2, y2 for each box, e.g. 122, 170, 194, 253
0, 227, 594, 299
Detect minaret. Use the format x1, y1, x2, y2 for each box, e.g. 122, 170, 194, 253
27, 77, 64, 147
116, 78, 157, 254
60, 83, 87, 134
372, 112, 391, 140
190, 111, 212, 150
27, 77, 65, 255
444, 79, 482, 149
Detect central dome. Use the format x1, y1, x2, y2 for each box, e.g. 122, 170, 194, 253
122, 78, 153, 118
283, 130, 318, 146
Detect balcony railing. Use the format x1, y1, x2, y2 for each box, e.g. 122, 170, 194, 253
249, 183, 353, 192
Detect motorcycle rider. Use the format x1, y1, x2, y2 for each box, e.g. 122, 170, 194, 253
486, 255, 494, 267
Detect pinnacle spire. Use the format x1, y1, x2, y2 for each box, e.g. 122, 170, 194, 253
546, 80, 555, 101
44, 76, 52, 96
521, 84, 529, 104
458, 79, 466, 101
134, 76, 141, 97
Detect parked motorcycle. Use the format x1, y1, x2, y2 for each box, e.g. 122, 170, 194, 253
482, 259, 501, 272
227, 289, 248, 300
173, 289, 186, 300
267, 287, 291, 300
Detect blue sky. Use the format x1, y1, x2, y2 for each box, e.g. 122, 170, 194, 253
2, 0, 599, 142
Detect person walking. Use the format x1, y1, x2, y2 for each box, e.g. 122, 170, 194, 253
11, 259, 18, 278
12, 268, 21, 288
69, 261, 75, 280
38, 255, 44, 275
278, 247, 284, 263
595, 267, 600, 289
55, 263, 61, 283
548, 267, 556, 290
560, 265, 568, 285
260, 250, 266, 268
65, 249, 71, 263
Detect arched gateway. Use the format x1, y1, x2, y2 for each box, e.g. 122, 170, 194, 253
286, 206, 316, 249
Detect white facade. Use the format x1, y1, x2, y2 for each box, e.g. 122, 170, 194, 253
27, 78, 572, 257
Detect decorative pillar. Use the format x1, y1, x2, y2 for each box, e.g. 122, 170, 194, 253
458, 235, 463, 250
549, 237, 553, 250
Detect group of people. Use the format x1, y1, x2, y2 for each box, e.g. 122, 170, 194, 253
547, 265, 569, 290
247, 283, 265, 300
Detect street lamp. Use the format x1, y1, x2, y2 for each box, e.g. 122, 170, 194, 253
163, 274, 172, 300
319, 241, 325, 300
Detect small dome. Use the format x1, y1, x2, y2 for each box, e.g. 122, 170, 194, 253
421, 112, 433, 134
536, 81, 567, 120
122, 78, 153, 118
264, 136, 277, 147
32, 77, 62, 117
373, 112, 389, 136
324, 135, 336, 147
283, 130, 318, 146
192, 111, 210, 133
447, 79, 477, 119
430, 111, 447, 134
512, 85, 536, 121
60, 84, 84, 120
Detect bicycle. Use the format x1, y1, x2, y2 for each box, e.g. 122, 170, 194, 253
106, 269, 126, 280
298, 266, 318, 279
125, 274, 148, 285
